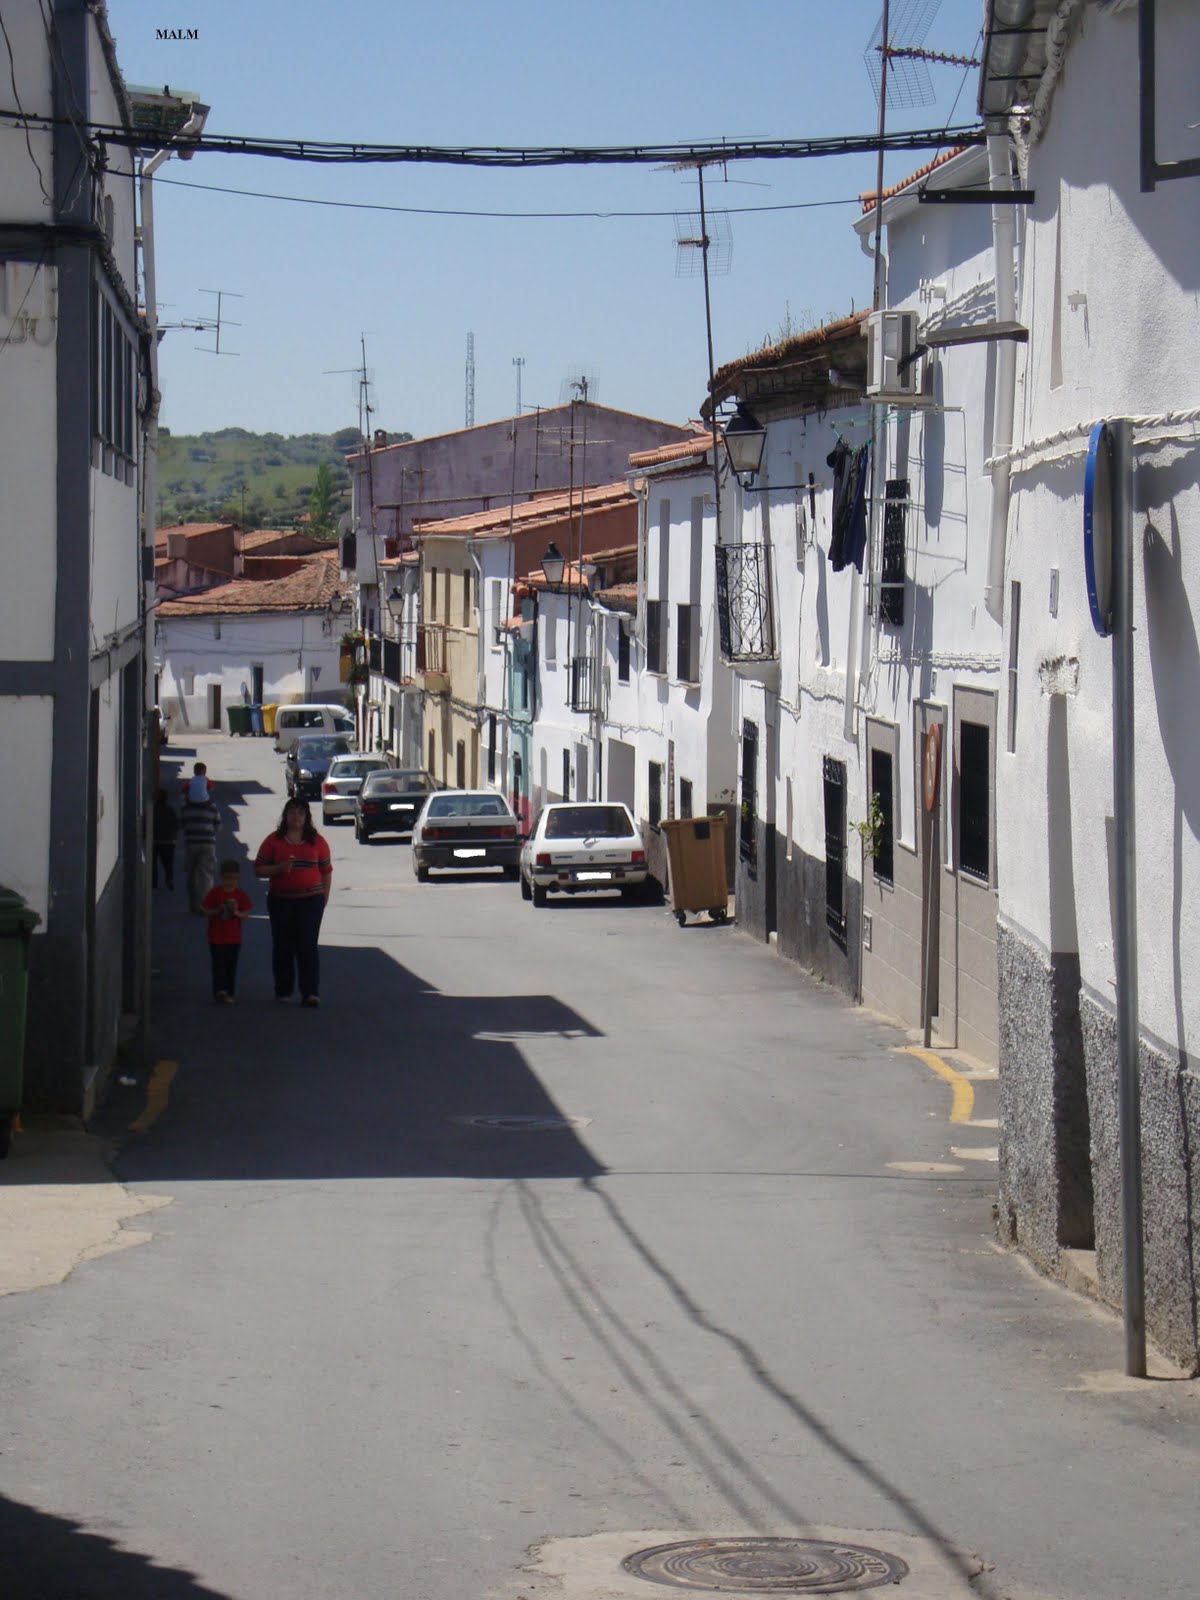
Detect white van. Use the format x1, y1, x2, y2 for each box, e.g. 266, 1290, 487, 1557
273, 703, 356, 753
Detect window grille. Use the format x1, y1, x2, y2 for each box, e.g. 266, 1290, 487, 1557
646, 600, 665, 674
823, 756, 847, 940
679, 778, 693, 820
676, 603, 700, 683
959, 721, 991, 881
618, 620, 631, 683
648, 761, 663, 830
880, 478, 908, 627
870, 747, 895, 885
740, 720, 758, 867
715, 544, 776, 661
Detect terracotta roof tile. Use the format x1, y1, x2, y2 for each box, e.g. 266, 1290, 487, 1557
156, 557, 347, 617
413, 480, 634, 540
628, 432, 714, 469
859, 147, 969, 213
708, 310, 868, 410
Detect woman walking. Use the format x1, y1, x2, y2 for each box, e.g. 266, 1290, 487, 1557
255, 798, 332, 1006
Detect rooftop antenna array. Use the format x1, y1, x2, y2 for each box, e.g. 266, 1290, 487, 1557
465, 331, 476, 428
673, 206, 732, 278
512, 355, 525, 416
559, 368, 598, 407
180, 287, 242, 355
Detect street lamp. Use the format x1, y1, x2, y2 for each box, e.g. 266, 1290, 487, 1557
385, 583, 405, 621
722, 403, 767, 486
541, 542, 566, 585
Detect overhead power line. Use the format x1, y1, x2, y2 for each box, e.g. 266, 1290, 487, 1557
0, 109, 986, 167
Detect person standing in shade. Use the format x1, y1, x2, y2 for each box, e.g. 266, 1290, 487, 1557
152, 787, 178, 890
201, 858, 252, 1003
254, 798, 332, 1007
180, 783, 221, 913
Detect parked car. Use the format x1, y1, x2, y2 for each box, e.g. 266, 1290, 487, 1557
273, 703, 355, 754
321, 754, 393, 825
410, 789, 521, 880
285, 733, 352, 800
354, 769, 438, 842
153, 705, 169, 747
519, 802, 648, 906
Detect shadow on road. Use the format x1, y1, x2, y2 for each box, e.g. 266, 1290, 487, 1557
0, 1490, 236, 1600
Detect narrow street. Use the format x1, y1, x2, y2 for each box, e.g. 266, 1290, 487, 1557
1, 732, 1196, 1600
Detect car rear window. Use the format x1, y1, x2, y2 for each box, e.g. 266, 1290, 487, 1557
544, 805, 635, 839
426, 793, 509, 819
362, 771, 432, 795
295, 736, 348, 758
332, 759, 384, 778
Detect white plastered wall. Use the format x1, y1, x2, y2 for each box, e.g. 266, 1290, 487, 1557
0, 698, 52, 919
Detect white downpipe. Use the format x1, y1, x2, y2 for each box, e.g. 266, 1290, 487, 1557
984, 123, 1018, 624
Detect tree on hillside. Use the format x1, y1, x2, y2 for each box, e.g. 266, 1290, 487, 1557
307, 460, 337, 537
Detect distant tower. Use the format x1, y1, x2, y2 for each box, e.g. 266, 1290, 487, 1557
465, 331, 476, 428
512, 355, 525, 415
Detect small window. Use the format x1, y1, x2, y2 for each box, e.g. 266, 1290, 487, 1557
618, 620, 631, 683
679, 778, 693, 820
870, 747, 895, 885
959, 720, 991, 881
676, 603, 698, 683
463, 568, 471, 627
880, 478, 908, 627
823, 756, 846, 940
646, 600, 665, 674
739, 720, 758, 867
648, 761, 663, 830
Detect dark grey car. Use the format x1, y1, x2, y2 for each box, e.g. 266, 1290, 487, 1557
285, 733, 353, 800
354, 769, 439, 841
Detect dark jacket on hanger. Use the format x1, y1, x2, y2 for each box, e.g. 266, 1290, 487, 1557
827, 439, 869, 573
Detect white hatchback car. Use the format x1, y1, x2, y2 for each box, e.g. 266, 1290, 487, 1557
519, 801, 648, 906
320, 754, 392, 825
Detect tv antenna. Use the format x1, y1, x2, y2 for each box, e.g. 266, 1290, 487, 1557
324, 335, 376, 443
512, 355, 525, 415
559, 368, 599, 407
465, 331, 476, 428
674, 207, 732, 278
864, 0, 978, 108
195, 287, 242, 355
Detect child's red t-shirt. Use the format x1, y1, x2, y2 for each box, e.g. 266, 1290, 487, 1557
201, 886, 252, 945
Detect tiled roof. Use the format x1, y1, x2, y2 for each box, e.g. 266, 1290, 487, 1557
413, 480, 634, 540
238, 528, 330, 553
708, 310, 869, 411
154, 521, 238, 548
859, 147, 969, 213
593, 581, 637, 613
156, 556, 346, 616
348, 403, 689, 460
628, 432, 714, 469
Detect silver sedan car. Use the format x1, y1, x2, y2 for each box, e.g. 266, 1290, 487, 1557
519, 801, 648, 906
320, 755, 392, 825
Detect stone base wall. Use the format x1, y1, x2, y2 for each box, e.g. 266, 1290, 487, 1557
737, 825, 861, 1003
998, 921, 1200, 1373
1081, 989, 1200, 1373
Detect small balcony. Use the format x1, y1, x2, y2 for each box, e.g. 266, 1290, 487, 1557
715, 542, 777, 664
416, 622, 450, 693
569, 655, 597, 713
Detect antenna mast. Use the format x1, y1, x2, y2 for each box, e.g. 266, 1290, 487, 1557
512, 355, 525, 415
465, 331, 476, 427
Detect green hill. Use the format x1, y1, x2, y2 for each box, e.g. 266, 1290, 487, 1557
154, 425, 411, 530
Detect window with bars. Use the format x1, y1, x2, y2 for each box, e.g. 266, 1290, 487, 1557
676, 603, 700, 684
880, 478, 909, 627
618, 620, 631, 683
823, 756, 847, 940
679, 778, 693, 820
739, 720, 758, 868
959, 720, 991, 882
648, 761, 663, 830
487, 715, 497, 783
562, 749, 571, 801
646, 600, 665, 674
870, 746, 895, 885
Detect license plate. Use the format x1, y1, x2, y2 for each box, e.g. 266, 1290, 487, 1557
390, 803, 413, 812
455, 848, 486, 858
576, 870, 612, 881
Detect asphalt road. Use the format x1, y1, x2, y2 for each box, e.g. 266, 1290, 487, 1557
0, 732, 1196, 1600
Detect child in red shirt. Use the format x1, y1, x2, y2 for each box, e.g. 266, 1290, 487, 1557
202, 859, 253, 1004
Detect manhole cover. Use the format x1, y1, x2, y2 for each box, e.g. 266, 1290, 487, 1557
622, 1537, 909, 1593
454, 1114, 590, 1132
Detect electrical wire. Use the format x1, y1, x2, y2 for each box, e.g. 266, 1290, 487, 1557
151, 172, 865, 220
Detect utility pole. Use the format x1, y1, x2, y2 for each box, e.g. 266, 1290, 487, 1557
465, 331, 476, 428
512, 355, 525, 416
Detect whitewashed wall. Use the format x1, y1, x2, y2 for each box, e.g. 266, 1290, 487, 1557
0, 300, 56, 659
0, 10, 52, 220
157, 612, 349, 728
95, 678, 120, 903
0, 698, 52, 919
532, 592, 594, 806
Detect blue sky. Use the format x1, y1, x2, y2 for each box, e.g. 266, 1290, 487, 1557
107, 0, 984, 439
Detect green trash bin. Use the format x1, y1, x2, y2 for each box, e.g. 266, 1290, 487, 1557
0, 886, 40, 1157
227, 703, 252, 737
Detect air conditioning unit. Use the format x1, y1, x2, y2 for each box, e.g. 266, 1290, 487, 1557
866, 309, 921, 397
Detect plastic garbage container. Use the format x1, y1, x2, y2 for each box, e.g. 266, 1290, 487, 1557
249, 704, 264, 736
262, 702, 279, 737
660, 815, 729, 927
227, 704, 252, 737
0, 885, 41, 1157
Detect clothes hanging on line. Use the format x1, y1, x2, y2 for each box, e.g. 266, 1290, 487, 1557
826, 438, 870, 573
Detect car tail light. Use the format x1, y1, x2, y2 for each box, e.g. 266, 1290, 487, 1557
630, 850, 646, 865
535, 852, 551, 867
425, 826, 445, 840
478, 824, 517, 840
363, 802, 383, 815
321, 781, 335, 794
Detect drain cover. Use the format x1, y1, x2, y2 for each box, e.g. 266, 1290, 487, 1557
455, 1113, 590, 1132
622, 1537, 909, 1593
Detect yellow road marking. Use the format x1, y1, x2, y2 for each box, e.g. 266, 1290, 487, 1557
129, 1059, 178, 1133
904, 1046, 975, 1125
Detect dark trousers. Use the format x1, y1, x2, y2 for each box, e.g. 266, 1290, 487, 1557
268, 895, 324, 1000
153, 839, 175, 888
209, 943, 241, 997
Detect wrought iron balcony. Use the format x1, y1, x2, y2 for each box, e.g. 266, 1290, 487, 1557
569, 655, 597, 713
715, 542, 777, 663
